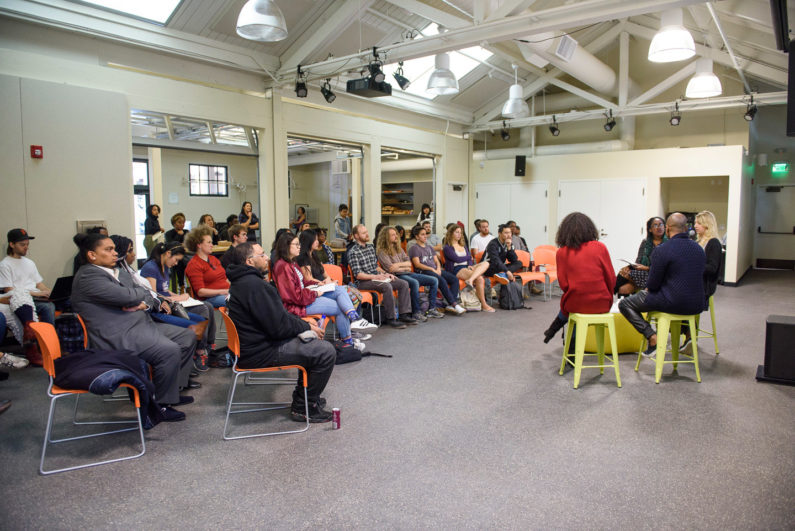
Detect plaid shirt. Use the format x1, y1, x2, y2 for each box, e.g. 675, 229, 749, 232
348, 242, 379, 283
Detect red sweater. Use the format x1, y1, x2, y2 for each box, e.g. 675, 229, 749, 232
271, 259, 318, 318
185, 254, 229, 299
556, 241, 616, 315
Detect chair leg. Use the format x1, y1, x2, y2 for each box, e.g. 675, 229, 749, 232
607, 321, 621, 388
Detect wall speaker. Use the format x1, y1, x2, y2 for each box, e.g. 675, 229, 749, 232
756, 314, 795, 384
514, 155, 526, 176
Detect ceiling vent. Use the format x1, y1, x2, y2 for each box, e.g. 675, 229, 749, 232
555, 35, 578, 62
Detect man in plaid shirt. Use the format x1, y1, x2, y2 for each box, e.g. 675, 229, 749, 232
348, 224, 415, 329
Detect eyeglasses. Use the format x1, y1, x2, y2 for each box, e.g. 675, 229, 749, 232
290, 242, 300, 247
250, 253, 266, 258
651, 223, 664, 228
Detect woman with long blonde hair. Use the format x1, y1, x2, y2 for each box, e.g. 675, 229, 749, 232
695, 210, 722, 304
442, 224, 494, 312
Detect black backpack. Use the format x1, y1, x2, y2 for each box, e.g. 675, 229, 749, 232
498, 281, 525, 310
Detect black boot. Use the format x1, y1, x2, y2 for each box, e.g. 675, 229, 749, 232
543, 315, 568, 343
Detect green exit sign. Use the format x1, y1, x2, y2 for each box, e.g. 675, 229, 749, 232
771, 162, 790, 176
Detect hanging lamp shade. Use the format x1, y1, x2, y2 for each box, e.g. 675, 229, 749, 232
686, 58, 722, 98
502, 84, 529, 118
426, 53, 459, 96
648, 8, 695, 63
236, 0, 288, 42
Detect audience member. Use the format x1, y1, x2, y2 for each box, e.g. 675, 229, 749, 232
506, 221, 528, 252
144, 204, 164, 256
395, 225, 407, 252
376, 226, 441, 321
417, 203, 434, 228
73, 226, 109, 274
184, 226, 229, 308
313, 229, 335, 265
220, 224, 248, 269
469, 219, 494, 255
616, 216, 667, 296
543, 213, 616, 343
198, 214, 219, 245
165, 212, 188, 291
238, 201, 259, 242
226, 242, 335, 423
71, 233, 196, 418
270, 228, 292, 265
333, 204, 352, 244
409, 225, 465, 315
291, 206, 307, 233
443, 224, 494, 312
218, 214, 239, 241
348, 224, 415, 328
373, 223, 386, 244
619, 213, 706, 356
481, 224, 522, 285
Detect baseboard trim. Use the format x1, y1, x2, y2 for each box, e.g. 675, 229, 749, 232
723, 265, 753, 287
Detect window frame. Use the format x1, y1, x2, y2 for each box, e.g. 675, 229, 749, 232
188, 163, 230, 197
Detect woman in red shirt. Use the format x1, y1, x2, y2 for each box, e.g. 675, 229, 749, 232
543, 212, 615, 343
185, 226, 229, 308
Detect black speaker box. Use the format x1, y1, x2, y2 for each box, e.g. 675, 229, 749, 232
756, 315, 795, 385
515, 155, 526, 176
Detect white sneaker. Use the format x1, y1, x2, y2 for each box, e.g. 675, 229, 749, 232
352, 339, 366, 352
351, 332, 372, 341
453, 304, 466, 315
444, 305, 456, 313
350, 318, 378, 333
0, 352, 29, 370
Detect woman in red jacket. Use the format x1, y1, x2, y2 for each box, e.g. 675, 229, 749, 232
543, 212, 616, 343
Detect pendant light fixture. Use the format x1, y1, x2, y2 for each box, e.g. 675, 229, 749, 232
501, 64, 529, 119
426, 53, 459, 96
648, 8, 695, 63
686, 58, 722, 98
236, 0, 288, 42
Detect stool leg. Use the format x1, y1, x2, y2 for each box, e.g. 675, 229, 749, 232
607, 320, 621, 387
635, 335, 645, 372
573, 323, 587, 389
655, 318, 669, 384
709, 297, 719, 355
690, 316, 701, 382
595, 324, 605, 375
670, 321, 681, 373
560, 320, 574, 375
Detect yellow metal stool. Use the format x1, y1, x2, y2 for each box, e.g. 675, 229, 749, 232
560, 313, 621, 389
635, 312, 701, 383
696, 295, 719, 355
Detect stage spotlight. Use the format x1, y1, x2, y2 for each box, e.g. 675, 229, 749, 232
295, 65, 307, 98
321, 79, 335, 103
369, 62, 385, 83
501, 121, 510, 141
393, 62, 411, 90
744, 99, 757, 122
669, 101, 681, 126
549, 115, 560, 136
603, 109, 616, 132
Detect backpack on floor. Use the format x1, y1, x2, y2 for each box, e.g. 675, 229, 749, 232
498, 281, 525, 310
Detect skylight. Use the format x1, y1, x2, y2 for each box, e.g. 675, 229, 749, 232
383, 23, 493, 100
71, 0, 181, 24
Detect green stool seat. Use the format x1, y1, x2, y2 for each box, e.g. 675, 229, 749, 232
635, 311, 701, 383
560, 313, 621, 389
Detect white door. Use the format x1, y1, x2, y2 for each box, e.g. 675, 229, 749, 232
509, 182, 549, 250
474, 183, 506, 235
445, 183, 468, 232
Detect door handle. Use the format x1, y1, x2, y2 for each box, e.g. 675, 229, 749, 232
600, 231, 608, 237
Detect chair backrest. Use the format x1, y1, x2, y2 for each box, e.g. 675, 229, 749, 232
218, 307, 240, 358
437, 251, 445, 265
28, 322, 61, 377
536, 244, 557, 252
75, 313, 89, 349
515, 249, 531, 270
323, 263, 343, 285
533, 246, 557, 269
475, 251, 484, 263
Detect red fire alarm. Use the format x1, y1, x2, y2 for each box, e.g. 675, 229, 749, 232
30, 145, 43, 159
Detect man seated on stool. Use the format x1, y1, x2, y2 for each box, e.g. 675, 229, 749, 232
226, 242, 335, 423
481, 224, 523, 285
618, 213, 705, 357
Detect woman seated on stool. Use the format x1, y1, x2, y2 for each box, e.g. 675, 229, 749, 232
272, 232, 376, 352
616, 216, 667, 296
543, 212, 616, 343
442, 224, 494, 312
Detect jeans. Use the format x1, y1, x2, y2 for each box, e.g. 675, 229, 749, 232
305, 286, 354, 339
618, 290, 655, 339
34, 300, 55, 324
204, 294, 228, 308
0, 312, 5, 339
396, 272, 438, 312
357, 277, 411, 319
417, 270, 459, 306
275, 337, 336, 405
484, 261, 523, 278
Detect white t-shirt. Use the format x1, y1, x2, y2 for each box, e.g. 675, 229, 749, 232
0, 256, 43, 292
470, 233, 495, 253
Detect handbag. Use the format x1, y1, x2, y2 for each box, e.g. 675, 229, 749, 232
170, 301, 190, 320
459, 287, 481, 311
345, 285, 363, 312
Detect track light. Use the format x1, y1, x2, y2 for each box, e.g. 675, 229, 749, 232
669, 102, 681, 126
501, 121, 510, 141
294, 66, 307, 98
549, 115, 560, 136
393, 62, 411, 90
321, 79, 335, 103
744, 97, 757, 121
603, 109, 616, 132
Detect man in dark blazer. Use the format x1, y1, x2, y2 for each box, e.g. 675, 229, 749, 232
71, 237, 196, 416
619, 212, 705, 355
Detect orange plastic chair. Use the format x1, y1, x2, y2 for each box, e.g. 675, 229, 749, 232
533, 246, 559, 297
514, 250, 549, 300
29, 322, 145, 475
75, 313, 89, 349
219, 307, 310, 440
474, 250, 499, 304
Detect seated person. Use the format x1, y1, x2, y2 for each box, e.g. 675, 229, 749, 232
269, 228, 292, 266
226, 242, 335, 423
313, 228, 335, 265
218, 214, 239, 242
139, 240, 217, 370
198, 214, 220, 245
616, 217, 667, 296
542, 213, 615, 342
220, 224, 249, 270
422, 220, 443, 252
165, 212, 188, 291
184, 226, 229, 308
619, 213, 706, 356
71, 233, 197, 417
348, 224, 415, 328
333, 203, 352, 245
73, 226, 108, 274
409, 225, 465, 315
443, 224, 494, 312
272, 233, 375, 351
469, 219, 494, 256
481, 224, 523, 284
291, 206, 306, 234
512, 223, 529, 252
506, 221, 528, 252
395, 225, 407, 252
376, 226, 442, 321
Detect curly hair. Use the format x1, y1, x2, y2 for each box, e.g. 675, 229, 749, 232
184, 225, 213, 252
555, 212, 599, 249
375, 226, 400, 256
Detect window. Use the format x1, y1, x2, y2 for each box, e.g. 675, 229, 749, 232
189, 164, 229, 197
69, 0, 181, 25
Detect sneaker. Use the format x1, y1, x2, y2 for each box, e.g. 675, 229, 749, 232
426, 308, 445, 319
642, 343, 657, 359
679, 337, 693, 355
387, 319, 407, 329
444, 305, 456, 313
352, 339, 366, 352
0, 352, 30, 370
350, 318, 378, 333
531, 284, 544, 295
291, 402, 333, 423
350, 332, 372, 341
489, 288, 498, 299
398, 314, 418, 325
412, 312, 428, 322
193, 349, 210, 372
493, 273, 510, 285
209, 351, 233, 368
160, 406, 186, 422
453, 304, 467, 315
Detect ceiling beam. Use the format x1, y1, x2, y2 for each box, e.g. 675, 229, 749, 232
381, 0, 470, 29
486, 0, 539, 22
547, 78, 616, 110
627, 61, 697, 106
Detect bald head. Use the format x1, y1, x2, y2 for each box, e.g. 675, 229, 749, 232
666, 212, 688, 235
